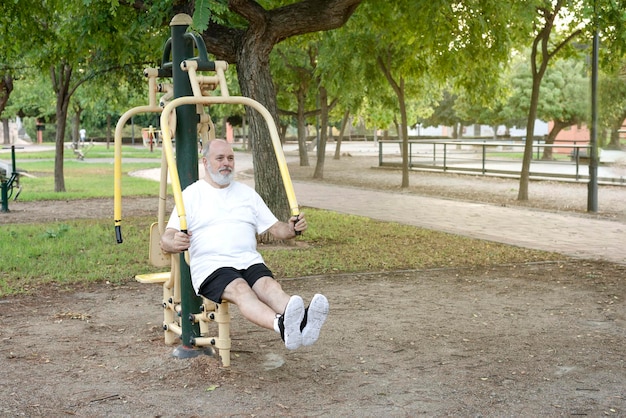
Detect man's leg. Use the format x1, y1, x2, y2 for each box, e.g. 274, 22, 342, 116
250, 277, 329, 347
222, 277, 305, 350
251, 276, 305, 349
251, 276, 291, 313
221, 278, 277, 330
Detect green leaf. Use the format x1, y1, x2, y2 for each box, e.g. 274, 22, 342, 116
192, 0, 212, 33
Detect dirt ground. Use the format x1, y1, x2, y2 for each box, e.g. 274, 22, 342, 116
1, 155, 625, 417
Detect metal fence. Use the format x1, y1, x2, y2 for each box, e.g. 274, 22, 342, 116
378, 140, 626, 185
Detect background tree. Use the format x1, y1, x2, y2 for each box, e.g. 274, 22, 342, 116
1, 72, 14, 145
7, 1, 165, 192
455, 87, 514, 140
515, 1, 583, 200
314, 26, 368, 160
344, 0, 515, 188
272, 36, 320, 167
194, 0, 362, 221
0, 1, 33, 142
514, 0, 626, 201
599, 64, 626, 149
272, 33, 342, 178
421, 91, 469, 139
538, 58, 589, 159
4, 71, 56, 139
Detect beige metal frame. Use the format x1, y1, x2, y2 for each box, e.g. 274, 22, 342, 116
113, 59, 301, 368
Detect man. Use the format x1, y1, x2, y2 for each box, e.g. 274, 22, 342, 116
160, 139, 329, 350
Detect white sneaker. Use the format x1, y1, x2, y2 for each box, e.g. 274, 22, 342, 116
278, 295, 305, 350
301, 294, 329, 346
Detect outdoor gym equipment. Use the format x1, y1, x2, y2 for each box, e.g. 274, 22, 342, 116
1, 145, 23, 213
113, 14, 301, 366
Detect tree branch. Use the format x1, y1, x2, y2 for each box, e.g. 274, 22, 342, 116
267, 0, 361, 43
229, 0, 268, 26
201, 0, 361, 64
548, 29, 583, 60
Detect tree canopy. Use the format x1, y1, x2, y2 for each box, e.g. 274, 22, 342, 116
4, 0, 626, 208
183, 0, 361, 220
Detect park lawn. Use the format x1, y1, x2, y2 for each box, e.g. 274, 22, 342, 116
0, 147, 563, 297
0, 143, 163, 161
14, 160, 163, 201
0, 208, 561, 297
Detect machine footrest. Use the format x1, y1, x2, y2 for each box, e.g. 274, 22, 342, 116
135, 271, 170, 284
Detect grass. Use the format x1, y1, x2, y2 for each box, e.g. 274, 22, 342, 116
0, 143, 162, 160
0, 217, 154, 296
3, 144, 164, 201
16, 160, 163, 201
0, 209, 560, 298
260, 209, 558, 278
0, 146, 562, 297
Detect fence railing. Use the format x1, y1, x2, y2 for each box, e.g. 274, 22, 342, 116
378, 139, 624, 185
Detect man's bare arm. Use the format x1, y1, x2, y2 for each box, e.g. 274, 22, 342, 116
160, 228, 192, 253
267, 212, 307, 240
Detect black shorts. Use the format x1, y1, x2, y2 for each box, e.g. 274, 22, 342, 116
198, 263, 274, 303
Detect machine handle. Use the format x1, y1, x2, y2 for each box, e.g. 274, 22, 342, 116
293, 215, 302, 236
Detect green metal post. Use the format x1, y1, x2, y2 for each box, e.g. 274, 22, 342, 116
170, 14, 203, 356
1, 146, 16, 213
588, 6, 599, 212
1, 181, 7, 213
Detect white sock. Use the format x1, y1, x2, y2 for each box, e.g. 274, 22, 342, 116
273, 315, 280, 333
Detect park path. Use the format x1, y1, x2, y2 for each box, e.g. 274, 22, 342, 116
292, 181, 626, 265
130, 149, 626, 266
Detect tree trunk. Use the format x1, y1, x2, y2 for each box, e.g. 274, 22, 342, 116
377, 55, 409, 188
279, 122, 288, 143
0, 73, 13, 121
72, 110, 82, 147
608, 110, 626, 149
106, 114, 112, 149
518, 73, 541, 201
1, 74, 13, 145
608, 128, 621, 149
518, 27, 552, 201
334, 110, 350, 160
2, 118, 9, 145
52, 64, 73, 193
236, 39, 290, 225
398, 81, 409, 188
313, 86, 328, 179
296, 89, 309, 166
542, 120, 569, 160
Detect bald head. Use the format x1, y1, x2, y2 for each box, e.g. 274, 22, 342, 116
202, 139, 235, 188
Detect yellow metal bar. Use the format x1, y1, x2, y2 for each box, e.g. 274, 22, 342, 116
159, 107, 187, 231
113, 105, 162, 243
160, 96, 300, 220
158, 148, 168, 235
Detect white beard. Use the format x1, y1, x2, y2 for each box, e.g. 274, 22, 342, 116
210, 168, 234, 186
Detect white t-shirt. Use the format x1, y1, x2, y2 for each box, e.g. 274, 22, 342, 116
166, 180, 278, 293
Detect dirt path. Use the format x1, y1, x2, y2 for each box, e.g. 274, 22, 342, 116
1, 154, 625, 416
1, 261, 625, 416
